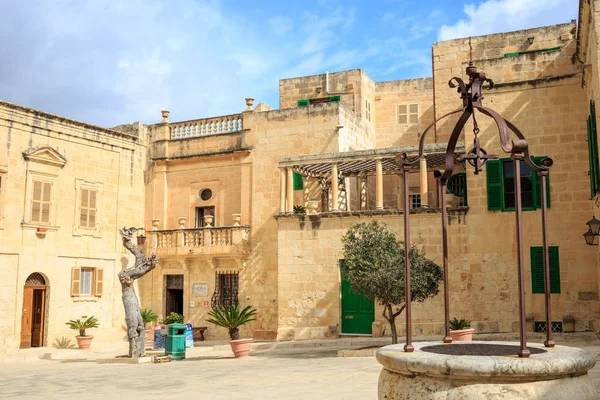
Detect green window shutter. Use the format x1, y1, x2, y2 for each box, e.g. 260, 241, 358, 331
549, 246, 560, 294
530, 246, 560, 294
588, 116, 595, 197
293, 172, 304, 190
330, 95, 341, 102
298, 99, 310, 107
532, 156, 551, 209
530, 247, 545, 294
486, 160, 503, 210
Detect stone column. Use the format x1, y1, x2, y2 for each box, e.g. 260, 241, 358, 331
331, 163, 339, 211
280, 167, 287, 214
375, 158, 384, 210
286, 167, 294, 213
420, 158, 428, 208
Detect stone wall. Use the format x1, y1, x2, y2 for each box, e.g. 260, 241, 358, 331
374, 78, 434, 148
0, 101, 146, 355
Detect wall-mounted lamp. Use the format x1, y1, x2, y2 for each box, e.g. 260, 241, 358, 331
583, 216, 600, 245
136, 227, 146, 246
527, 36, 535, 45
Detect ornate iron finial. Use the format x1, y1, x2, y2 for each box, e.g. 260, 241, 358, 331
468, 36, 473, 66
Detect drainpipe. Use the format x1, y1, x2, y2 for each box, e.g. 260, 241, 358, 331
431, 47, 438, 144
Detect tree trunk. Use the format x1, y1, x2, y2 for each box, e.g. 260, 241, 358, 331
384, 304, 399, 344
119, 227, 158, 358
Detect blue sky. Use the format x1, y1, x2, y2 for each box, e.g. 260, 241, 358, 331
0, 0, 577, 127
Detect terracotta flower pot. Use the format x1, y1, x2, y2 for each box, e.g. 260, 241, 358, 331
449, 328, 474, 341
76, 335, 94, 349
229, 338, 253, 358
36, 227, 47, 233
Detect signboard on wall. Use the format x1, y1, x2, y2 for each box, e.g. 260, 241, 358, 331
192, 283, 209, 297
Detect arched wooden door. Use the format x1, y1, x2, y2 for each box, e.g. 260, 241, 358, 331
20, 273, 47, 348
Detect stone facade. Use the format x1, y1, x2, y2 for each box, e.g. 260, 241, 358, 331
2, 17, 599, 353
0, 102, 146, 356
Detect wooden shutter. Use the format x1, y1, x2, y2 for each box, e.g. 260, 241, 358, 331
486, 160, 503, 210
94, 268, 103, 297
530, 247, 545, 294
89, 190, 97, 227
532, 156, 551, 209
530, 246, 560, 294
41, 182, 51, 223
71, 267, 81, 296
409, 103, 419, 124
397, 104, 408, 124
31, 180, 43, 222
80, 188, 89, 227
549, 246, 560, 294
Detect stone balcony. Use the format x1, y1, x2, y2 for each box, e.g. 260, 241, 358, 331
148, 225, 250, 258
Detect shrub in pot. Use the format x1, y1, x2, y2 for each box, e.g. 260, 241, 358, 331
141, 309, 159, 345
65, 316, 99, 349
449, 317, 474, 341
162, 312, 184, 325
207, 304, 257, 358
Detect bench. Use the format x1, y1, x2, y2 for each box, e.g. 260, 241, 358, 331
192, 326, 207, 341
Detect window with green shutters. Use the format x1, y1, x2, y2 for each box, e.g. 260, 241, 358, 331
530, 246, 560, 294
486, 157, 550, 211
587, 100, 600, 198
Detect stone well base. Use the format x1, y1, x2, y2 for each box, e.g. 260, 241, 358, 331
376, 341, 597, 400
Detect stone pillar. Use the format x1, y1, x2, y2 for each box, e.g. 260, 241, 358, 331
280, 167, 287, 214
331, 163, 339, 211
286, 167, 294, 213
360, 173, 368, 210
420, 158, 428, 208
375, 158, 384, 210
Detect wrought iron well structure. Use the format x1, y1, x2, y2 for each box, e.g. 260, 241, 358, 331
395, 60, 554, 358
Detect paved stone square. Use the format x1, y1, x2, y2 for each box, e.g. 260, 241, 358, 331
1, 334, 599, 399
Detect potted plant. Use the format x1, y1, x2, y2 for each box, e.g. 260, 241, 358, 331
65, 316, 99, 349
293, 205, 307, 214
207, 304, 257, 358
449, 317, 474, 341
141, 309, 159, 344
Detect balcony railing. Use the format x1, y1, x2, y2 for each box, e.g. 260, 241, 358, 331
170, 113, 244, 139
149, 226, 250, 256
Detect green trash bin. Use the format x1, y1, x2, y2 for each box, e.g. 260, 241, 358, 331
165, 323, 187, 360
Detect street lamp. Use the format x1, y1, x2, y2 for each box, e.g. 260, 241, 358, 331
587, 216, 600, 235
136, 228, 146, 246
583, 229, 598, 246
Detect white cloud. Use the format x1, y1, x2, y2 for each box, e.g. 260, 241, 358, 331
438, 0, 576, 41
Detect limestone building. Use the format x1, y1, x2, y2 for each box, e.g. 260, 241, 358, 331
1, 14, 599, 355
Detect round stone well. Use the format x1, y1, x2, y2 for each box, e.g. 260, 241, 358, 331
376, 341, 597, 399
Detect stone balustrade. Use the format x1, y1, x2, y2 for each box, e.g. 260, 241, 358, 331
150, 226, 250, 256
170, 114, 244, 139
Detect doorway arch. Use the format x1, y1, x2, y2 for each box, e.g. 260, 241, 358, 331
20, 273, 48, 348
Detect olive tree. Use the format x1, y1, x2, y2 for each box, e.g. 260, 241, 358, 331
341, 221, 443, 344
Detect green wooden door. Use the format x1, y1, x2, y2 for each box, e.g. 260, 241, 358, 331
341, 279, 375, 334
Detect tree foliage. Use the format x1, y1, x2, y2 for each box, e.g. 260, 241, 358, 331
341, 220, 443, 343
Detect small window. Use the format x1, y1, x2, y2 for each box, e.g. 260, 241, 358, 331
486, 157, 550, 211
71, 267, 103, 297
409, 194, 421, 209
397, 103, 419, 126
211, 271, 239, 308
365, 100, 372, 122
31, 179, 52, 224
79, 188, 98, 229
200, 188, 213, 201
530, 246, 560, 294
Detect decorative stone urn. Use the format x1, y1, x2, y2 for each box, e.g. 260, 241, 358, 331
178, 217, 186, 229
152, 219, 160, 230
245, 97, 254, 111
161, 110, 170, 123
204, 215, 214, 227
232, 214, 241, 226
